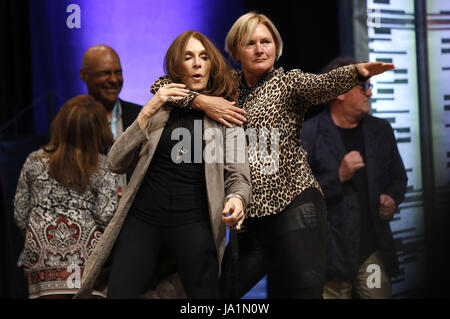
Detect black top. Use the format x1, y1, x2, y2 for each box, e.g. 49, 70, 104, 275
338, 122, 379, 264
120, 99, 142, 183
120, 99, 142, 131
130, 108, 209, 226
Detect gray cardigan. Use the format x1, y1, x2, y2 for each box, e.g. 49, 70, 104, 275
75, 105, 251, 298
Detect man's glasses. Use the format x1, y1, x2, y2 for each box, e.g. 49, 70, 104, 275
361, 83, 373, 91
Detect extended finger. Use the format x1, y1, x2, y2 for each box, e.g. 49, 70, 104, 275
227, 111, 247, 123
165, 88, 189, 95
164, 83, 186, 88
379, 62, 395, 71
224, 114, 244, 126
229, 105, 247, 115
218, 118, 233, 129
369, 62, 395, 76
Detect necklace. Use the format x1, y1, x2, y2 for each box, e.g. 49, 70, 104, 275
176, 146, 185, 161
175, 109, 188, 161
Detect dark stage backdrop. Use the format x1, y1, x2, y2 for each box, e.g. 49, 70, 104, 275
1, 0, 343, 299
243, 1, 342, 120
28, 0, 245, 135
0, 0, 34, 140
0, 0, 34, 298
244, 1, 341, 74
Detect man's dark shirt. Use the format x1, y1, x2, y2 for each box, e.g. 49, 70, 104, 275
338, 122, 379, 264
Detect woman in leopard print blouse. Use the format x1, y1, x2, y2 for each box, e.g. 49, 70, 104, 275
151, 12, 394, 298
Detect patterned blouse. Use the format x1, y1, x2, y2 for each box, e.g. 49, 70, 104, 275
14, 149, 118, 298
152, 65, 365, 218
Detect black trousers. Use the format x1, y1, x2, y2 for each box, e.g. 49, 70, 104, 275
107, 215, 219, 298
220, 187, 327, 299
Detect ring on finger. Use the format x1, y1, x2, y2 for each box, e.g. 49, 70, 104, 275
167, 96, 173, 103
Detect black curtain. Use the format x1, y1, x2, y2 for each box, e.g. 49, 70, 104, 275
0, 176, 9, 297
0, 0, 33, 139
0, 174, 27, 298
0, 0, 32, 298
243, 1, 340, 74
243, 1, 341, 120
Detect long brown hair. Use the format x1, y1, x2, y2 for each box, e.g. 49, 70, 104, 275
39, 95, 113, 192
164, 30, 238, 102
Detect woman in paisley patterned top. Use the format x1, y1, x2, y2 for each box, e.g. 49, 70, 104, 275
13, 95, 118, 299
151, 12, 394, 298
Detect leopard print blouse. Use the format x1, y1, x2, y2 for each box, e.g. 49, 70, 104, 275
151, 64, 364, 218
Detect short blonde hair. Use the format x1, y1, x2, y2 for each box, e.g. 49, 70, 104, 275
225, 12, 283, 63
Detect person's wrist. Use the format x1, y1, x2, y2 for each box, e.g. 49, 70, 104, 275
225, 194, 245, 211
139, 101, 158, 124
140, 106, 155, 119
139, 109, 151, 121
192, 94, 204, 111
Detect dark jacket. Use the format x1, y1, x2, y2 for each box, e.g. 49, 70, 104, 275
119, 99, 141, 181
120, 99, 141, 130
301, 108, 407, 280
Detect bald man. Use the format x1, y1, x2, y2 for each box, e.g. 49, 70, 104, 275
81, 45, 141, 187
80, 45, 141, 140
